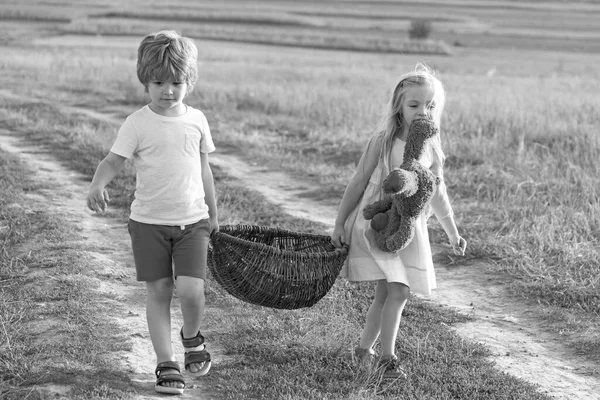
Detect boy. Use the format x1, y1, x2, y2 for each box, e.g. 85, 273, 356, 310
86, 30, 217, 395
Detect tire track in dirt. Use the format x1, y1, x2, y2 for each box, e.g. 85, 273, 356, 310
1, 90, 599, 399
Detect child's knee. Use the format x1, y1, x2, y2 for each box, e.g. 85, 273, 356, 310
175, 276, 205, 302
387, 282, 410, 302
146, 277, 175, 299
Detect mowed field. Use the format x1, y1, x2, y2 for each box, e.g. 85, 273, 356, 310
3, 0, 600, 52
1, 0, 600, 399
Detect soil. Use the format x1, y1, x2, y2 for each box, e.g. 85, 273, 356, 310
1, 92, 600, 399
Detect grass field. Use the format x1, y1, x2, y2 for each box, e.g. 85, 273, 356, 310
1, 0, 600, 398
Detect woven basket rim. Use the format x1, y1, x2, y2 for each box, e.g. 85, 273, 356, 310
212, 224, 348, 258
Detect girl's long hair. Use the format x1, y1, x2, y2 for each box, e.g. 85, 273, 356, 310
377, 63, 446, 179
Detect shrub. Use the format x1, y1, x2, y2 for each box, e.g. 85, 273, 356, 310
409, 19, 432, 39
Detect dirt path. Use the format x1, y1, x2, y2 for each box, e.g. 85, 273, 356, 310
1, 91, 599, 399
0, 127, 226, 399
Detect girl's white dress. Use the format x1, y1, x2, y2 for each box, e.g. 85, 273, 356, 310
340, 138, 453, 296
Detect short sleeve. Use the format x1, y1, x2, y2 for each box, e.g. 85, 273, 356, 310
198, 112, 216, 154
110, 116, 138, 159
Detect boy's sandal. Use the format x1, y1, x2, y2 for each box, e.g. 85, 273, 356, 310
155, 361, 185, 395
181, 327, 212, 376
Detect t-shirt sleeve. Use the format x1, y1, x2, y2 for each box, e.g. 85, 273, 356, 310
110, 117, 138, 159
199, 112, 216, 154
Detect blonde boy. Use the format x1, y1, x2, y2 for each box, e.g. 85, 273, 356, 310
87, 30, 217, 395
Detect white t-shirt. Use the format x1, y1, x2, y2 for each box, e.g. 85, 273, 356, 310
110, 105, 216, 225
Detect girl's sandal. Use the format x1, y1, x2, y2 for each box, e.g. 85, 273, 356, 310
180, 328, 212, 376
155, 361, 185, 395
378, 355, 407, 380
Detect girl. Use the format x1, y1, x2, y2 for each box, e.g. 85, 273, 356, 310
331, 63, 467, 379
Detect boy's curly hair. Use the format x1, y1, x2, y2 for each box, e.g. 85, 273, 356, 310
136, 30, 198, 94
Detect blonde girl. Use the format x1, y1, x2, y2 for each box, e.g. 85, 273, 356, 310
331, 63, 467, 379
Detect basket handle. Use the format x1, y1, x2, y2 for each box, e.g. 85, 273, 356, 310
333, 244, 349, 256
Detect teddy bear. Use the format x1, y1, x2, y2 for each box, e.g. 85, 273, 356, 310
362, 118, 441, 252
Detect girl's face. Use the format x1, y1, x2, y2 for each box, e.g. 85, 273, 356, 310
400, 85, 436, 136
147, 77, 188, 117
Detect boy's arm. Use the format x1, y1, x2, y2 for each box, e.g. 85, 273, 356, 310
87, 152, 127, 213
200, 152, 219, 233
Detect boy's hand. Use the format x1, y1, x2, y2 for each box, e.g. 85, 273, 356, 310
451, 236, 467, 256
87, 186, 110, 213
209, 216, 219, 233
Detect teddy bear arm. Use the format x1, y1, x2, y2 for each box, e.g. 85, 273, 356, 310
362, 197, 392, 220
385, 216, 417, 252
384, 169, 418, 196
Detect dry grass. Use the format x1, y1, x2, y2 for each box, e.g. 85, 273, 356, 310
3, 36, 598, 321
1, 0, 600, 397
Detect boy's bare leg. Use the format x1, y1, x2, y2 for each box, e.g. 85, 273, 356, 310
146, 277, 182, 389
177, 276, 206, 373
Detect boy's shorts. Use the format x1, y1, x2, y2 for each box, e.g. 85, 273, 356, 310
127, 218, 211, 282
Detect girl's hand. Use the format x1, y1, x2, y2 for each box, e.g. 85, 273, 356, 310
330, 225, 346, 248
451, 236, 467, 256
87, 186, 110, 213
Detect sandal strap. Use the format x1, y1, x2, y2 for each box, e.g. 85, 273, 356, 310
184, 348, 211, 367
155, 361, 181, 377
180, 327, 205, 347
156, 373, 185, 388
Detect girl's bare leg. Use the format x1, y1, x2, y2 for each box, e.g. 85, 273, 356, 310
359, 280, 388, 351
379, 282, 410, 357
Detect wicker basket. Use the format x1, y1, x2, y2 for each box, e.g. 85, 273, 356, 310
208, 225, 348, 310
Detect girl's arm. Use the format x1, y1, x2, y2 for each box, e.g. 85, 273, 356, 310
331, 135, 382, 247
201, 152, 219, 233
87, 152, 127, 213
429, 170, 466, 255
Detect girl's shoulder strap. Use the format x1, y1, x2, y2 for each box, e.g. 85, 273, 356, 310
364, 132, 386, 164
353, 132, 385, 181
365, 131, 386, 155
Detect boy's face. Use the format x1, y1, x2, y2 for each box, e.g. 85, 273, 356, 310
147, 78, 188, 117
